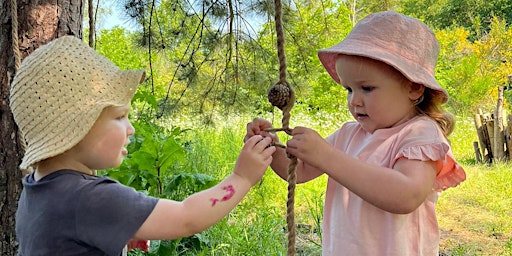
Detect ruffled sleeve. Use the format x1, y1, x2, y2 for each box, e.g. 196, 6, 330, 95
397, 142, 466, 191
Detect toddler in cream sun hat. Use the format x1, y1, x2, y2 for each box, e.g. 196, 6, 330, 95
317, 11, 449, 103
9, 35, 145, 170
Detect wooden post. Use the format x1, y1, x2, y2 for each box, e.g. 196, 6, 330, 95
474, 110, 487, 162
473, 141, 482, 163
506, 114, 512, 160
480, 112, 493, 162
494, 86, 505, 161
484, 113, 495, 162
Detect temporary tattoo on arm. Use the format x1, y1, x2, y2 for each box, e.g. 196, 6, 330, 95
210, 185, 235, 206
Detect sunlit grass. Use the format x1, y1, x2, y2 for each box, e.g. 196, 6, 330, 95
437, 164, 512, 255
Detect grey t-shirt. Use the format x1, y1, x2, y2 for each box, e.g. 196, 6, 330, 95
16, 170, 159, 256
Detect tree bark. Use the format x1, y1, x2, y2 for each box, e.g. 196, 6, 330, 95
0, 0, 23, 253
0, 0, 83, 254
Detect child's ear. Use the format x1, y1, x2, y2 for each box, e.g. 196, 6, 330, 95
409, 83, 425, 101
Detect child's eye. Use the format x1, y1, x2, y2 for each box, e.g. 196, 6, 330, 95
116, 114, 128, 120
343, 86, 352, 93
362, 86, 374, 92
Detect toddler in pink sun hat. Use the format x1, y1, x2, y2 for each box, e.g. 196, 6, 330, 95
11, 35, 276, 256
245, 11, 466, 255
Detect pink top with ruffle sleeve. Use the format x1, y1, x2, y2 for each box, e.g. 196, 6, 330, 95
321, 116, 466, 256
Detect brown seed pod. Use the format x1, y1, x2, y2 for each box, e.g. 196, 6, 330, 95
268, 83, 290, 110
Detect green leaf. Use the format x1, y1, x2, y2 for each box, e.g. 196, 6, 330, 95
157, 136, 186, 172
132, 151, 156, 173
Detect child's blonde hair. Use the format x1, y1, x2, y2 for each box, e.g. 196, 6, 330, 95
417, 87, 455, 138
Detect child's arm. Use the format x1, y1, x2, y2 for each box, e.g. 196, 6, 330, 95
132, 135, 276, 240
244, 118, 324, 183
287, 126, 437, 214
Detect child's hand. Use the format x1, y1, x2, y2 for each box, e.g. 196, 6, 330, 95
287, 126, 332, 168
244, 118, 279, 143
235, 135, 276, 186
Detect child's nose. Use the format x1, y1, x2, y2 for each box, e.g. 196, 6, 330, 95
349, 92, 362, 107
127, 122, 135, 136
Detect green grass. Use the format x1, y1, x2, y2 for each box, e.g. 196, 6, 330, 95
438, 163, 512, 255
437, 163, 512, 255
438, 115, 512, 255
148, 113, 511, 255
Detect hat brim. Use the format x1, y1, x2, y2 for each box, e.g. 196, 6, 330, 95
318, 38, 448, 103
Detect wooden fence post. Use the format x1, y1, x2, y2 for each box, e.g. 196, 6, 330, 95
506, 114, 512, 160
475, 109, 494, 163
494, 86, 505, 161
473, 76, 512, 163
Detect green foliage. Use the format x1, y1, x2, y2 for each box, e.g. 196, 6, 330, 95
283, 1, 353, 115
164, 173, 217, 201
473, 17, 512, 86
95, 0, 512, 123
102, 118, 222, 254
96, 0, 361, 120
127, 235, 208, 256
149, 236, 207, 255
399, 0, 440, 21
434, 18, 512, 114
400, 0, 512, 40
103, 120, 187, 196
351, 0, 402, 18
95, 28, 147, 70
440, 54, 497, 114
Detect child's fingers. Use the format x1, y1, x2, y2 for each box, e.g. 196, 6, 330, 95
254, 136, 273, 151
245, 121, 263, 142
263, 145, 277, 159
248, 118, 272, 134
244, 135, 263, 148
245, 118, 277, 143
290, 126, 308, 135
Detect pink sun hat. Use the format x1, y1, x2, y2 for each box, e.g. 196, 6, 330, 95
318, 11, 448, 103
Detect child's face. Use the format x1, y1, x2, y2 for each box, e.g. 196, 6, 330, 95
66, 105, 134, 171
335, 55, 423, 133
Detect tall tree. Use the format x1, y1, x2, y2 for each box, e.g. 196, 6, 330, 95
0, 0, 83, 254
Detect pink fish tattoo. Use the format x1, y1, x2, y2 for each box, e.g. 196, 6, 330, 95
210, 185, 235, 206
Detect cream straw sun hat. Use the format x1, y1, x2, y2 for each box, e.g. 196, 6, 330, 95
318, 11, 448, 103
10, 36, 146, 170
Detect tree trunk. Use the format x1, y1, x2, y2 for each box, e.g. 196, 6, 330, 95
0, 0, 83, 254
0, 0, 23, 253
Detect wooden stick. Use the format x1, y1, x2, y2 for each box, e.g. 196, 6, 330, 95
474, 111, 485, 162
494, 86, 505, 161
473, 141, 482, 163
